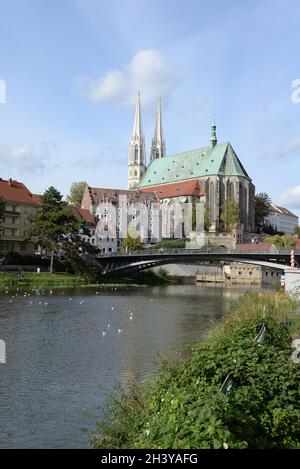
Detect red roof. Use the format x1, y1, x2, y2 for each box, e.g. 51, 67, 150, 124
269, 203, 298, 218
234, 243, 272, 252
68, 205, 96, 225
82, 186, 158, 209
139, 179, 205, 199
0, 179, 39, 205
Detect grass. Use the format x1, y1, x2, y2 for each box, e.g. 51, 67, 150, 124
0, 268, 178, 291
89, 292, 300, 449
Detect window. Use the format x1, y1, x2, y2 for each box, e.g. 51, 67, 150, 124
249, 271, 253, 276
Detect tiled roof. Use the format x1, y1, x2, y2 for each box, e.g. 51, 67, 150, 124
68, 205, 96, 225
0, 178, 39, 205
138, 142, 250, 188
269, 203, 298, 218
139, 179, 205, 199
234, 243, 272, 252
83, 186, 158, 208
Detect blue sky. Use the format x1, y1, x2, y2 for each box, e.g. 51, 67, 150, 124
0, 0, 300, 216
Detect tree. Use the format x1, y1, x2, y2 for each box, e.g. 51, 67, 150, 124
262, 223, 277, 235
122, 229, 143, 253
220, 198, 239, 233
67, 181, 87, 207
30, 186, 91, 274
255, 193, 271, 232
264, 234, 296, 249
0, 196, 5, 237
294, 226, 300, 237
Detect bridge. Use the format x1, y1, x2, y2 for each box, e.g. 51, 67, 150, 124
96, 248, 300, 275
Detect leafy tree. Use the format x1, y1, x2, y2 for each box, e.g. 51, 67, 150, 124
67, 181, 87, 207
294, 226, 300, 237
264, 234, 296, 249
122, 229, 143, 253
255, 193, 271, 232
220, 198, 239, 232
30, 186, 92, 274
262, 223, 277, 235
0, 195, 5, 237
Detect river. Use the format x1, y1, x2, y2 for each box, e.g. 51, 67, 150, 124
0, 284, 271, 448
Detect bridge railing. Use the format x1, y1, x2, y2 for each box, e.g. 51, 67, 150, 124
96, 247, 299, 258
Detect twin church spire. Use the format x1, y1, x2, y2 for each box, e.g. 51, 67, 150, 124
128, 93, 166, 189
127, 93, 218, 189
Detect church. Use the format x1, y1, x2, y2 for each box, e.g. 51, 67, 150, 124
128, 93, 255, 234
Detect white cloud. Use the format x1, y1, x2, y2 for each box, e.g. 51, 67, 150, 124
74, 147, 126, 169
273, 138, 300, 158
81, 49, 179, 106
279, 185, 300, 209
0, 142, 55, 175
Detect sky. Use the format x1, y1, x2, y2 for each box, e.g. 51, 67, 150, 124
0, 0, 300, 216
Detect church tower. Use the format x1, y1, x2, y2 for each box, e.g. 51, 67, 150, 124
128, 92, 146, 189
210, 118, 218, 148
150, 97, 166, 161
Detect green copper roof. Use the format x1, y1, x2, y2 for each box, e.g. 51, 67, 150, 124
138, 142, 250, 188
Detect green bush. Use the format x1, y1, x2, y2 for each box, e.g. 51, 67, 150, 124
153, 240, 185, 250
90, 292, 300, 449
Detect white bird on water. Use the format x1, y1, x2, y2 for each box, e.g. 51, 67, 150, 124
102, 331, 107, 336
111, 306, 114, 311
107, 324, 110, 328
118, 329, 123, 334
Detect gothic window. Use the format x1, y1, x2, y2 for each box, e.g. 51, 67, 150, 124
135, 148, 139, 163
134, 170, 137, 177
209, 181, 215, 222
226, 179, 231, 198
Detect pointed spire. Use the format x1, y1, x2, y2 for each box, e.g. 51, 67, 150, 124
132, 91, 143, 139
128, 92, 146, 189
150, 97, 166, 161
210, 116, 217, 148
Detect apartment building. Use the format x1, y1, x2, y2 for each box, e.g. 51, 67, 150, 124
0, 178, 40, 255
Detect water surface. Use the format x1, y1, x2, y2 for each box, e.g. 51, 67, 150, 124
0, 284, 268, 448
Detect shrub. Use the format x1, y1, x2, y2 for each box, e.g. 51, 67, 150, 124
90, 293, 300, 449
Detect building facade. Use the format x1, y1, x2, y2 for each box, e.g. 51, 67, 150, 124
264, 203, 298, 234
81, 185, 158, 253
0, 178, 40, 255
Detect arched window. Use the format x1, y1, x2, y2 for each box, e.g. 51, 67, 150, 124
209, 181, 215, 222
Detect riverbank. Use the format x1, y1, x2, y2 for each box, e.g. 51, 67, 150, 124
0, 268, 177, 291
90, 292, 300, 449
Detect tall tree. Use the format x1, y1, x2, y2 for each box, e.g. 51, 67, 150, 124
255, 193, 271, 232
67, 181, 87, 207
30, 186, 90, 273
220, 198, 239, 232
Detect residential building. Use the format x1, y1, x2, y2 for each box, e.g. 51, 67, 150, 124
81, 186, 158, 253
0, 178, 40, 255
264, 203, 298, 234
67, 205, 97, 246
